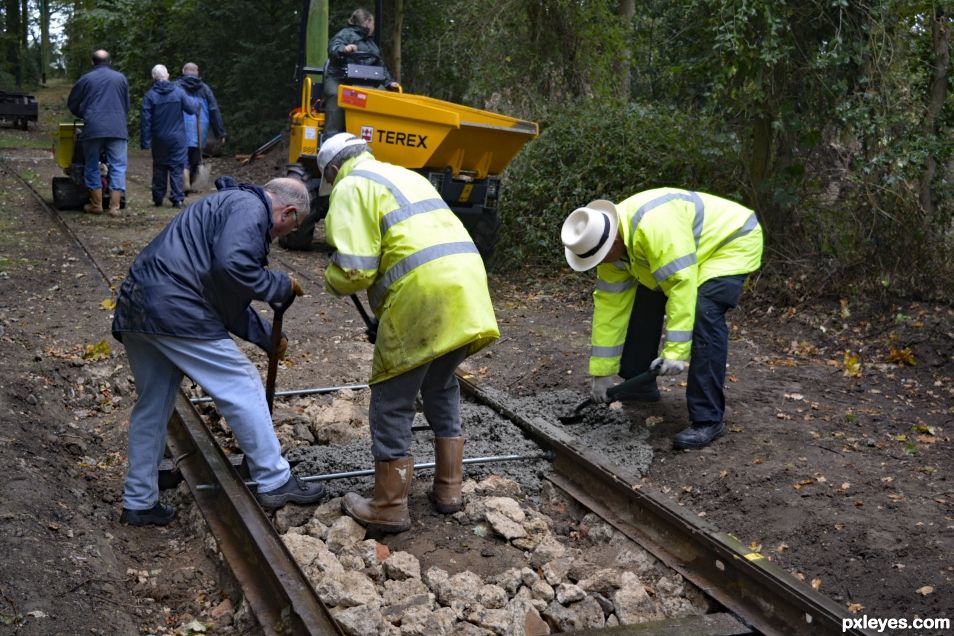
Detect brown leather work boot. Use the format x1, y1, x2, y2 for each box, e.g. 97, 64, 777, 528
432, 436, 464, 513
342, 456, 413, 533
83, 188, 103, 214
107, 190, 122, 217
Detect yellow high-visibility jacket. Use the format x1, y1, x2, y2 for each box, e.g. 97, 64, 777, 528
324, 153, 499, 383
590, 188, 763, 376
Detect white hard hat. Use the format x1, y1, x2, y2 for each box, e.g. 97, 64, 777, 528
316, 132, 367, 196
561, 199, 619, 271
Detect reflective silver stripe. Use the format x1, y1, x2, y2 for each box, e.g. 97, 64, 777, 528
610, 259, 628, 270
630, 191, 705, 247
349, 169, 449, 236
666, 330, 693, 343
350, 169, 410, 206
591, 344, 625, 358
652, 252, 697, 283
332, 251, 380, 270
715, 212, 760, 251
368, 241, 479, 309
381, 198, 448, 234
596, 279, 635, 293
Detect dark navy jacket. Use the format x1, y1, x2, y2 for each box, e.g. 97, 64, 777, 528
327, 24, 395, 85
141, 80, 198, 164
111, 186, 292, 353
176, 74, 226, 146
67, 64, 130, 139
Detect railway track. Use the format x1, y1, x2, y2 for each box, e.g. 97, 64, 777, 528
5, 163, 872, 635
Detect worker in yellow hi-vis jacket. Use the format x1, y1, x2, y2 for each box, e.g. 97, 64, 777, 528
561, 189, 763, 449
318, 133, 499, 533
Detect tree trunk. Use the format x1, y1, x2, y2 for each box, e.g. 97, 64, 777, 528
39, 0, 49, 84
618, 0, 635, 99
5, 0, 21, 87
387, 0, 403, 83
918, 7, 949, 219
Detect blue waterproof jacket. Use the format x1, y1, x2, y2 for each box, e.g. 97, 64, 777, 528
177, 74, 226, 147
111, 185, 293, 353
67, 64, 130, 139
141, 81, 198, 165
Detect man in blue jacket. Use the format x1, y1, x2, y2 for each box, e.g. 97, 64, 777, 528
112, 177, 323, 526
141, 64, 197, 208
176, 62, 227, 192
67, 49, 129, 216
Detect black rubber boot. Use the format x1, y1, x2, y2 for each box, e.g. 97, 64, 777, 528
120, 502, 176, 526
673, 421, 727, 450
256, 474, 326, 510
617, 380, 660, 402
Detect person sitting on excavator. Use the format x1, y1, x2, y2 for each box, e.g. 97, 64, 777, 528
323, 7, 399, 136
318, 132, 499, 533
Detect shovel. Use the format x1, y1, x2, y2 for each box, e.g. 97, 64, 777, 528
350, 294, 378, 344
265, 294, 296, 413
559, 366, 660, 424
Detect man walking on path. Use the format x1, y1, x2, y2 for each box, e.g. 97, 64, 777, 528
176, 62, 226, 192
561, 188, 763, 450
111, 177, 324, 526
141, 64, 197, 208
67, 49, 129, 216
318, 133, 499, 533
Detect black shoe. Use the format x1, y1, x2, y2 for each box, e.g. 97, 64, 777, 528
171, 201, 182, 209
673, 421, 727, 450
617, 382, 660, 402
120, 502, 176, 526
153, 200, 163, 207
256, 474, 326, 510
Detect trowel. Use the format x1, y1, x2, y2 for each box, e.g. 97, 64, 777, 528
559, 367, 660, 424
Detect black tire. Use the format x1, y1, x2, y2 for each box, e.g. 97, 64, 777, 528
463, 208, 500, 269
52, 177, 88, 210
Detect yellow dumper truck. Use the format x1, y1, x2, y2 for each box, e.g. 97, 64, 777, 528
282, 3, 538, 260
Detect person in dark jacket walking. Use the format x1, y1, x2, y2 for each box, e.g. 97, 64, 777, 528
67, 49, 130, 216
111, 177, 324, 526
176, 62, 226, 192
323, 7, 399, 135
141, 64, 197, 208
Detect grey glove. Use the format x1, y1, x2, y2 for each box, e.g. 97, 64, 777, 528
651, 357, 686, 376
590, 376, 616, 403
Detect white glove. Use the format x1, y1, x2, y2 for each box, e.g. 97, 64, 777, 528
590, 376, 617, 403
651, 357, 687, 376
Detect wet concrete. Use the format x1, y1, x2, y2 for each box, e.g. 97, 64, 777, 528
287, 387, 654, 501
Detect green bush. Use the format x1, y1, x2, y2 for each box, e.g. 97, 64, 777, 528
497, 101, 746, 270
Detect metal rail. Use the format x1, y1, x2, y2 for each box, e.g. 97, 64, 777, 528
457, 373, 873, 636
167, 392, 344, 636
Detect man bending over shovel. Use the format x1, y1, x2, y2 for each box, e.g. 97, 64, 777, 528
561, 189, 763, 450
111, 177, 323, 526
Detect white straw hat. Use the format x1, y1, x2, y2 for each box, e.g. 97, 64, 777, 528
561, 199, 619, 271
316, 132, 368, 195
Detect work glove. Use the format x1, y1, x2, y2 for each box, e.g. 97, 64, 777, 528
651, 357, 687, 376
275, 335, 288, 360
590, 376, 617, 403
289, 277, 304, 298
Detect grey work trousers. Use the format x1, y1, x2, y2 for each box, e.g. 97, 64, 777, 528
369, 346, 469, 460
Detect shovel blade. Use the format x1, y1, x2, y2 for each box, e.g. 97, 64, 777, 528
559, 398, 593, 424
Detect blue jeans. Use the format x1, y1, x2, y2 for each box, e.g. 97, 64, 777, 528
82, 137, 127, 191
369, 347, 469, 460
121, 333, 290, 510
621, 275, 747, 424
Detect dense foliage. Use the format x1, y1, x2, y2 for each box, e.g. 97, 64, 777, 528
4, 0, 951, 299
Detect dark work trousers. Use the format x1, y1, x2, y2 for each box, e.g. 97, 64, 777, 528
322, 77, 344, 136
186, 146, 202, 180
620, 275, 747, 424
151, 154, 185, 205
369, 346, 469, 460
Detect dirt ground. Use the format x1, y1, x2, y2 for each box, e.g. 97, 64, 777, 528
0, 81, 952, 634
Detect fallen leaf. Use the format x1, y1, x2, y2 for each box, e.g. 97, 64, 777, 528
100, 298, 116, 310
886, 346, 915, 366
840, 482, 850, 490
776, 543, 789, 553
917, 585, 934, 596
842, 351, 862, 378
811, 578, 822, 590
847, 603, 864, 613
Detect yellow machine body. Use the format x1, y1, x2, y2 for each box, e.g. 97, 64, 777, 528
54, 122, 83, 171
